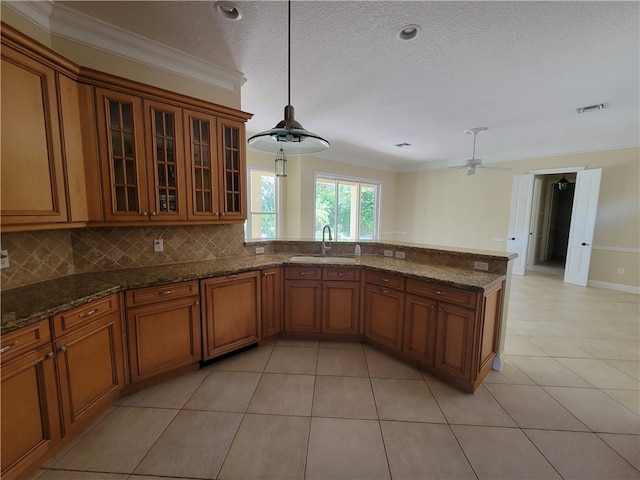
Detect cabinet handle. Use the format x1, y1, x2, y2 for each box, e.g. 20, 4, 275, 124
337, 272, 345, 276
59, 345, 67, 353
381, 278, 389, 282
79, 308, 99, 318
381, 289, 390, 294
227, 274, 239, 279
156, 290, 173, 296
0, 341, 18, 354
46, 351, 55, 359
299, 272, 309, 276
264, 272, 275, 277
432, 289, 444, 296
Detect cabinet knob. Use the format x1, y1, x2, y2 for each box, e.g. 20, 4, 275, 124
59, 345, 67, 353
151, 212, 157, 216
432, 289, 444, 296
46, 351, 55, 359
381, 289, 390, 294
194, 301, 200, 306
141, 212, 148, 217
381, 278, 389, 282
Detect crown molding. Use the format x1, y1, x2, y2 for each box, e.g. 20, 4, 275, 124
4, 0, 245, 93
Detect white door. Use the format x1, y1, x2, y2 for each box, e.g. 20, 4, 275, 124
507, 174, 534, 275
564, 169, 602, 286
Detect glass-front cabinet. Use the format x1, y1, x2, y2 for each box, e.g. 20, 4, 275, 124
184, 111, 246, 221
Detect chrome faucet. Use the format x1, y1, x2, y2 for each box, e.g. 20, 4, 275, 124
322, 225, 332, 255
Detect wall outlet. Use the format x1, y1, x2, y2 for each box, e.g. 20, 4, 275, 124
395, 251, 406, 259
0, 250, 9, 269
384, 250, 394, 257
617, 267, 625, 275
153, 239, 164, 252
255, 246, 265, 255
474, 261, 489, 271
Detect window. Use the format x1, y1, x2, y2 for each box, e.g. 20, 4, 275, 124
246, 169, 279, 239
314, 174, 380, 241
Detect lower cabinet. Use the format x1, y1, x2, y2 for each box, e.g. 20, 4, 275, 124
433, 302, 475, 381
1, 321, 60, 480
403, 293, 438, 364
261, 268, 283, 338
201, 272, 261, 360
284, 267, 360, 335
125, 281, 201, 382
364, 271, 406, 351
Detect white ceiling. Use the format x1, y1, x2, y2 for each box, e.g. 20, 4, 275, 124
51, 1, 640, 171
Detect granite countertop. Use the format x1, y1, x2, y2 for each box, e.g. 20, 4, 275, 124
1, 254, 505, 334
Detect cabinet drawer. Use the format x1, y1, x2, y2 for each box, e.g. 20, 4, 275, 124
323, 268, 360, 281
406, 279, 477, 308
285, 267, 322, 280
53, 294, 120, 338
125, 280, 199, 307
1, 319, 51, 362
365, 270, 405, 290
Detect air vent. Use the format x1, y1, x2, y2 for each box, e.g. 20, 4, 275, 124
576, 103, 608, 114
394, 142, 412, 148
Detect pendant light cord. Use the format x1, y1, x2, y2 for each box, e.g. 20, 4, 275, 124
287, 0, 291, 106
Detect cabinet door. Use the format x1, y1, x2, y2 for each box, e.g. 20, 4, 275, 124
261, 268, 283, 338
201, 272, 260, 360
217, 118, 246, 220
1, 344, 61, 479
127, 296, 202, 382
184, 109, 220, 220
95, 87, 148, 222
144, 100, 186, 220
364, 284, 404, 351
1, 44, 68, 226
434, 303, 475, 382
284, 279, 322, 333
404, 294, 437, 365
55, 312, 125, 435
322, 281, 360, 334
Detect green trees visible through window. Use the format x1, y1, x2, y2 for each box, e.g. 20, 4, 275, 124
315, 176, 379, 241
246, 170, 278, 239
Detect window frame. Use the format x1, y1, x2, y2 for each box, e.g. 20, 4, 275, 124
313, 171, 382, 241
245, 168, 281, 240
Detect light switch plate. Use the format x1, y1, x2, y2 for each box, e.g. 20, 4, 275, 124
384, 250, 394, 257
395, 251, 406, 259
474, 261, 489, 271
0, 250, 9, 269
255, 247, 265, 254
153, 239, 164, 252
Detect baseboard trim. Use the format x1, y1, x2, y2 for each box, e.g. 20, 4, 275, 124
587, 279, 640, 295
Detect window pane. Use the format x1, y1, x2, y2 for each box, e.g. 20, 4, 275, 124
315, 178, 335, 239
360, 184, 376, 240
337, 181, 356, 241
260, 175, 275, 213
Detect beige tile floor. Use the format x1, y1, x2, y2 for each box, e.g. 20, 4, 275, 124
33, 271, 639, 479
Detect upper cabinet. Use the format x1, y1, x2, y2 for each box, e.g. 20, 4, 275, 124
1, 36, 69, 227
0, 23, 252, 230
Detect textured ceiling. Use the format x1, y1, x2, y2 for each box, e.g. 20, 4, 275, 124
57, 1, 640, 172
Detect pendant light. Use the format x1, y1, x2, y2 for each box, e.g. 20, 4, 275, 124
247, 1, 330, 155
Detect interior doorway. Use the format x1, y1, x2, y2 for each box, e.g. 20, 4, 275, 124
527, 173, 577, 275
507, 168, 601, 286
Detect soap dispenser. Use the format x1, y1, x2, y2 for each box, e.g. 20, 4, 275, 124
354, 244, 361, 257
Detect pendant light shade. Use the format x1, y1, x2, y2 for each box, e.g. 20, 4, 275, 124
247, 1, 329, 155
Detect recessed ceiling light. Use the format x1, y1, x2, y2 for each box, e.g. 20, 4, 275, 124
214, 1, 242, 20
576, 102, 608, 114
397, 25, 421, 41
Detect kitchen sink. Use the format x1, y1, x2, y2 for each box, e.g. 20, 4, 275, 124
289, 255, 357, 264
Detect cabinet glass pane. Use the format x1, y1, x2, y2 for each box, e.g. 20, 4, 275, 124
153, 110, 178, 214
190, 118, 214, 214
168, 165, 176, 187
155, 111, 163, 135
107, 99, 138, 213
157, 164, 166, 186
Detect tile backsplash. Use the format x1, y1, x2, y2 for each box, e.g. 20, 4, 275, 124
1, 224, 251, 291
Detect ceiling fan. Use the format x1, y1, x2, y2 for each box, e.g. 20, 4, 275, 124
452, 127, 510, 175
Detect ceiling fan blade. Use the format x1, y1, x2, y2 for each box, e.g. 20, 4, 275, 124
479, 164, 511, 171
449, 164, 469, 169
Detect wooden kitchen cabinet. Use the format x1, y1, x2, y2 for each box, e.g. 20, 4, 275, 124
364, 271, 405, 351
201, 272, 261, 360
126, 281, 201, 382
321, 268, 361, 335
261, 267, 283, 338
403, 293, 438, 365
52, 294, 126, 437
1, 320, 60, 480
216, 118, 247, 220
284, 267, 322, 333
0, 37, 68, 227
96, 89, 188, 222
433, 302, 475, 382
